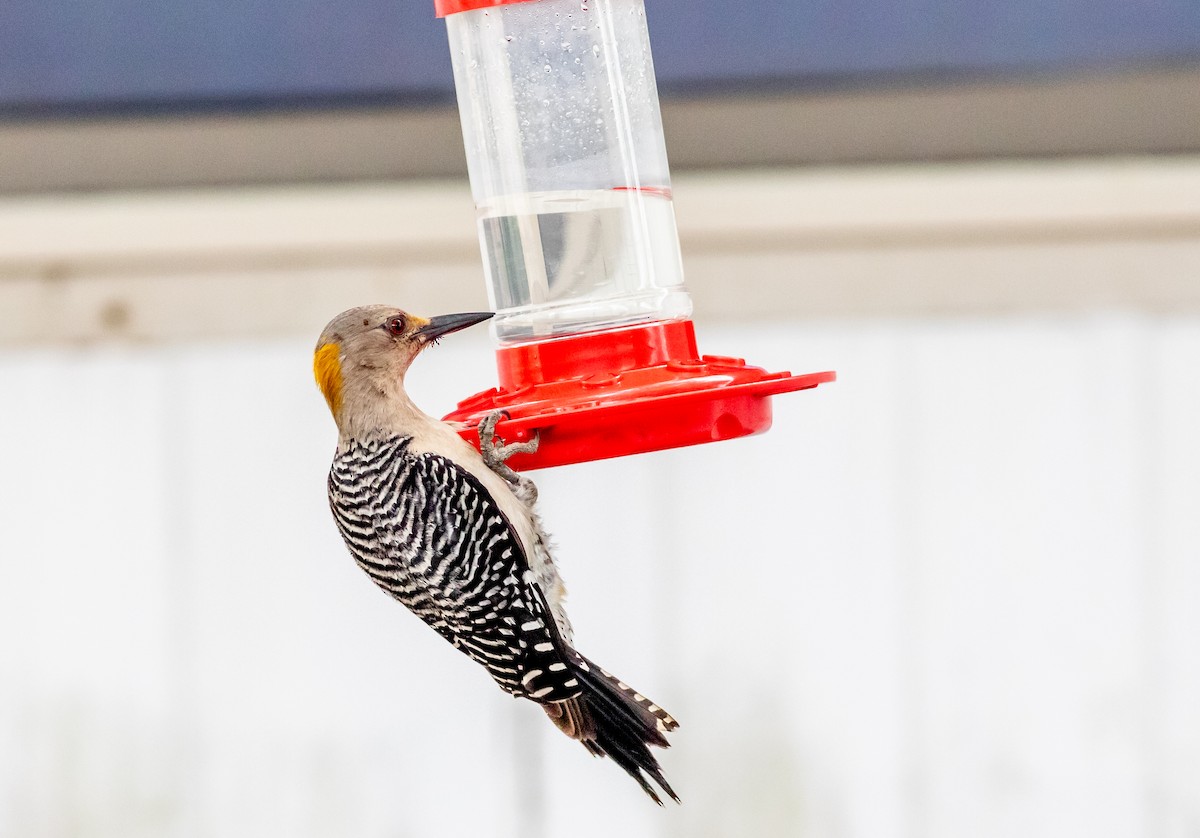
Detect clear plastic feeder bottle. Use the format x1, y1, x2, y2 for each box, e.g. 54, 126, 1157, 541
441, 0, 692, 344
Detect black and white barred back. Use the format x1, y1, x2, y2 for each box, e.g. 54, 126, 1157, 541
328, 434, 680, 804
328, 435, 581, 702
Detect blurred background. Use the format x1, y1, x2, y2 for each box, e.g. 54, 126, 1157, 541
2, 1, 1199, 836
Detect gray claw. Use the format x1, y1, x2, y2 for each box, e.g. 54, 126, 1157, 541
479, 411, 540, 476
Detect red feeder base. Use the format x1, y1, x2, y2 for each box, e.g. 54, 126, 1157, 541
444, 319, 835, 470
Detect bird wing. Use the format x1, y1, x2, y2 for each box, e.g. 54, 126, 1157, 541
329, 437, 582, 702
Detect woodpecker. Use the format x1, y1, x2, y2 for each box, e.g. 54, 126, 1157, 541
314, 305, 679, 804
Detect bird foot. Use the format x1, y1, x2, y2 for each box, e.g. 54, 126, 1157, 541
478, 411, 540, 496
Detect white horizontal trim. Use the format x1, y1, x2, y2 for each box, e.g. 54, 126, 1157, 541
0, 180, 478, 271
2, 156, 1199, 344
4, 156, 1198, 268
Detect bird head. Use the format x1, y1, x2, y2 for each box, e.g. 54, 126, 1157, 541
314, 305, 493, 420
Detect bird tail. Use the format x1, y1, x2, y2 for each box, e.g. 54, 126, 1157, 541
543, 653, 680, 805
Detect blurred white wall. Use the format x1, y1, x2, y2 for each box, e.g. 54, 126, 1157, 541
1, 158, 1198, 838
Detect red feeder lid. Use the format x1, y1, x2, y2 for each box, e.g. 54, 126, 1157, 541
435, 0, 541, 17
444, 319, 835, 470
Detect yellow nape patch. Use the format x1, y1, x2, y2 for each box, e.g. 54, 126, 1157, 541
313, 343, 343, 416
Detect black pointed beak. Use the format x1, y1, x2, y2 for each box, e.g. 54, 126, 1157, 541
413, 311, 494, 342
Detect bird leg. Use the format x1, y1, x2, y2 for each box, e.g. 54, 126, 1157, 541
478, 411, 539, 466
478, 411, 540, 504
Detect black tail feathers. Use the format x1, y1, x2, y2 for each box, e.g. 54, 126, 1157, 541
559, 653, 680, 805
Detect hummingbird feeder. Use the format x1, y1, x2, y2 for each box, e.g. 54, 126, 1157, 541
435, 0, 834, 470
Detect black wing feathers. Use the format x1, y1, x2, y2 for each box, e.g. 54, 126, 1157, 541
329, 436, 581, 702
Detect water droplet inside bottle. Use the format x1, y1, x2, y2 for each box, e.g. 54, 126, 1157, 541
591, 44, 601, 58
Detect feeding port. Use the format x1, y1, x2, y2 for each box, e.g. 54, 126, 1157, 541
436, 0, 834, 469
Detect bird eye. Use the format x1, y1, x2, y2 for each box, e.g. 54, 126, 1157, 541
385, 316, 407, 336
